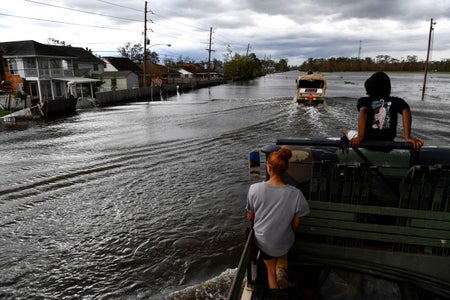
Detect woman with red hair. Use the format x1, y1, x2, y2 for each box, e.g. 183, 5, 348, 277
246, 147, 310, 290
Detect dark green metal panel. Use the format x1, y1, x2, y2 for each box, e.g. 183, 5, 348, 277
299, 218, 450, 246
307, 201, 450, 220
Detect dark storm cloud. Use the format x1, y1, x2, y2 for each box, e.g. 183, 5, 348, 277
2, 0, 450, 64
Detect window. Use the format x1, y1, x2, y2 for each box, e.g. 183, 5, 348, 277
50, 59, 62, 76
62, 59, 73, 76
24, 59, 37, 77
38, 59, 49, 76
8, 59, 18, 74
55, 81, 63, 96
50, 59, 61, 68
24, 58, 36, 68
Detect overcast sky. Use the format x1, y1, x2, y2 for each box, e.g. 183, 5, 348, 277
1, 0, 449, 66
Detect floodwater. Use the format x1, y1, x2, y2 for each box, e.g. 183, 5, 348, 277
0, 71, 449, 299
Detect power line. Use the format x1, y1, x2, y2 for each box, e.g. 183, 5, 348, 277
14, 0, 236, 60
93, 0, 208, 46
0, 13, 141, 31
142, 4, 225, 46
24, 0, 141, 22
96, 0, 142, 12
151, 12, 205, 32
208, 29, 249, 53
25, 0, 221, 48
149, 19, 205, 40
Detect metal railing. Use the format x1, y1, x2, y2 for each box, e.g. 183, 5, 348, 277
23, 68, 74, 78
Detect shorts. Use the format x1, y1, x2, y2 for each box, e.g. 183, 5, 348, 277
259, 250, 275, 260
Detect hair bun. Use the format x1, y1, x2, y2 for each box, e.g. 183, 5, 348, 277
278, 148, 292, 161
267, 147, 292, 175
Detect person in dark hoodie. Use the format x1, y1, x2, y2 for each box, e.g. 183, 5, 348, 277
343, 72, 423, 151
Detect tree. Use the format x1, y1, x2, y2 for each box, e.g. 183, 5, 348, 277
211, 58, 223, 71
176, 55, 195, 65
223, 45, 233, 63
275, 58, 289, 72
261, 56, 275, 73
223, 53, 262, 80
298, 55, 450, 72
163, 57, 177, 67
117, 42, 160, 64
406, 55, 418, 63
147, 51, 160, 64
117, 42, 141, 63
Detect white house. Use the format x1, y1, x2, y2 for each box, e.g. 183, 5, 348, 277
0, 40, 103, 104
101, 57, 141, 90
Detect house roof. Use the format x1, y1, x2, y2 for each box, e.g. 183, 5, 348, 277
103, 57, 142, 73
177, 69, 192, 75
0, 40, 105, 66
179, 63, 216, 74
0, 40, 75, 58
179, 64, 198, 73
51, 46, 105, 65
142, 61, 165, 74
53, 77, 101, 84
141, 61, 180, 76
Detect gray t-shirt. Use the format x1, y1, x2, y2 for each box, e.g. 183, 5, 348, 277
247, 182, 310, 257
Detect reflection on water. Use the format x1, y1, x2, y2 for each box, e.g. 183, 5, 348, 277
0, 71, 449, 299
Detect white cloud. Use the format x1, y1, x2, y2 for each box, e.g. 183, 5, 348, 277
1, 0, 449, 65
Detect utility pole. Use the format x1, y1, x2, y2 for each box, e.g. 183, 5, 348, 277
422, 18, 435, 101
358, 40, 362, 60
206, 27, 214, 80
358, 40, 362, 71
143, 1, 148, 87
246, 43, 250, 56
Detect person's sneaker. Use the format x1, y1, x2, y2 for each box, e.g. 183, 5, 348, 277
276, 269, 293, 289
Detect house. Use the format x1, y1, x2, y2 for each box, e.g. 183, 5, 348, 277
101, 57, 141, 90
140, 61, 179, 85
177, 63, 219, 80
177, 66, 194, 80
0, 40, 102, 114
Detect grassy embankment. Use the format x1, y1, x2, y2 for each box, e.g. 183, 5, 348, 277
0, 110, 12, 117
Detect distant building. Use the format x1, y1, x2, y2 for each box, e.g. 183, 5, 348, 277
140, 61, 179, 85
102, 57, 142, 90
177, 63, 219, 80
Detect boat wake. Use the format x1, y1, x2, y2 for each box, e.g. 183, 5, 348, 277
163, 269, 236, 300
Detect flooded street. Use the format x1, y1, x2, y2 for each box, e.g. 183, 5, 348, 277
1, 71, 449, 299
